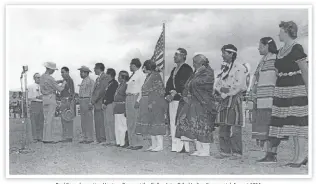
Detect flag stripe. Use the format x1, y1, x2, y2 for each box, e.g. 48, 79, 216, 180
151, 25, 165, 73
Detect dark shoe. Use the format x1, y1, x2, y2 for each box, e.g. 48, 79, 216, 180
79, 140, 87, 144
130, 146, 143, 150
257, 153, 277, 163
122, 144, 129, 148
289, 158, 308, 168
85, 140, 94, 144
230, 153, 242, 160
215, 154, 230, 159
126, 146, 133, 149
59, 139, 73, 143
42, 141, 57, 144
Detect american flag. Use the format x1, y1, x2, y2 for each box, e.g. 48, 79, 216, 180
151, 24, 165, 72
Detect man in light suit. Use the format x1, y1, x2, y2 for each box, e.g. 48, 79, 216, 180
165, 48, 193, 153
90, 63, 110, 144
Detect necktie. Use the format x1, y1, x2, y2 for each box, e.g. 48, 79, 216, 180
129, 72, 135, 81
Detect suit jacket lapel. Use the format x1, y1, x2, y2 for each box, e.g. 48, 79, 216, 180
173, 64, 185, 88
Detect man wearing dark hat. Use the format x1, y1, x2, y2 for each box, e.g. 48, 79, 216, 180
40, 62, 67, 144
58, 66, 75, 143
78, 66, 95, 144
165, 48, 193, 153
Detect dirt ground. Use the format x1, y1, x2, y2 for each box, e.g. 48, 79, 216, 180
8, 117, 308, 175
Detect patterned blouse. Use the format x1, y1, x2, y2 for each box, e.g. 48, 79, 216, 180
215, 61, 248, 98
141, 72, 165, 98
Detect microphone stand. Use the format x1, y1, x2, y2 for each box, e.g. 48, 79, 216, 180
14, 70, 33, 154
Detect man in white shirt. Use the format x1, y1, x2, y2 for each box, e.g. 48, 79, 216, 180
125, 58, 146, 150
28, 73, 44, 142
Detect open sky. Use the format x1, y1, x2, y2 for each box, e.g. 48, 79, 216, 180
6, 7, 308, 92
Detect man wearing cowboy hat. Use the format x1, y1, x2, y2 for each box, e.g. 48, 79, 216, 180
40, 61, 67, 144
78, 66, 95, 144
58, 66, 75, 143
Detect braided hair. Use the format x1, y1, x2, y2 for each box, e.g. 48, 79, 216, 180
218, 44, 238, 80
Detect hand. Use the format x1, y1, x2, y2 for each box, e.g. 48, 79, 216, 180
165, 95, 174, 102
148, 104, 153, 111
170, 90, 177, 97
134, 101, 140, 109
56, 80, 63, 84
183, 97, 189, 103
36, 95, 43, 100
88, 103, 93, 110
220, 87, 230, 94
221, 93, 228, 99
102, 104, 107, 110
62, 80, 67, 86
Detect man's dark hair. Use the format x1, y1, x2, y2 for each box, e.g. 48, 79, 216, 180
33, 73, 40, 79
143, 60, 156, 71
119, 70, 130, 81
61, 67, 69, 72
130, 58, 142, 68
106, 68, 116, 78
95, 63, 105, 72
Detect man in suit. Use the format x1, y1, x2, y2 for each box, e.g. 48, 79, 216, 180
165, 48, 193, 153
102, 68, 119, 146
90, 63, 110, 143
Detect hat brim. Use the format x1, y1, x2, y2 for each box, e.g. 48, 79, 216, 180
46, 67, 58, 70
78, 68, 91, 72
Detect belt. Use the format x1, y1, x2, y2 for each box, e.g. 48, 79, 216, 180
31, 100, 43, 103
114, 101, 125, 104
79, 97, 90, 99
43, 93, 55, 96
126, 93, 138, 96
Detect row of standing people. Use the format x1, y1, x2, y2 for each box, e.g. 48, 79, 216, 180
27, 20, 308, 167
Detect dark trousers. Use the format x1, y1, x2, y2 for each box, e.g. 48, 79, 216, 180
219, 125, 243, 155
30, 101, 44, 140
94, 109, 106, 142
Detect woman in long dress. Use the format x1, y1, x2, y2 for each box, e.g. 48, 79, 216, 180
251, 37, 278, 150
257, 21, 308, 167
175, 54, 217, 157
135, 60, 167, 152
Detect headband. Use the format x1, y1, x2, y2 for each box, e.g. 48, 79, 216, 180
225, 48, 237, 53
267, 39, 273, 43
176, 50, 186, 55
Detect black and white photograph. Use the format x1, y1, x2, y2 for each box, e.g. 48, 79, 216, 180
5, 4, 311, 178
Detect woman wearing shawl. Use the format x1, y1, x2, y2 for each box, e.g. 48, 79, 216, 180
175, 54, 217, 157
135, 60, 167, 152
251, 37, 278, 150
